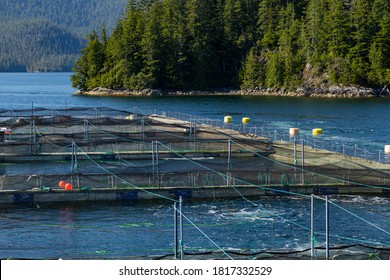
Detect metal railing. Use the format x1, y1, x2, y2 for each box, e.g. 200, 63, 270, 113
152, 109, 390, 164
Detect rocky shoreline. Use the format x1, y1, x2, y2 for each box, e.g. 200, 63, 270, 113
74, 86, 390, 98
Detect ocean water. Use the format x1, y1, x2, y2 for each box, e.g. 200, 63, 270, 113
0, 73, 389, 260
0, 196, 389, 260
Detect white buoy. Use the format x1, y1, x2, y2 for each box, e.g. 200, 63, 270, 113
289, 128, 300, 136
385, 145, 390, 154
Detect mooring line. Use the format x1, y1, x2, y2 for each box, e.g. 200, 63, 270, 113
74, 143, 178, 203
174, 204, 234, 260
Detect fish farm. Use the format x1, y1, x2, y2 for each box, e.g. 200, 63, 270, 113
0, 107, 389, 260
0, 106, 389, 204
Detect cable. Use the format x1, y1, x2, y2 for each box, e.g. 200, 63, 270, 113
174, 204, 234, 260
74, 143, 178, 203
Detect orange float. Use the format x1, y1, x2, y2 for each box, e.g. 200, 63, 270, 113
59, 181, 66, 188
65, 183, 72, 191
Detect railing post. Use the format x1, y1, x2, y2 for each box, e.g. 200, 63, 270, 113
179, 196, 184, 260
228, 139, 231, 170
173, 201, 178, 259
325, 196, 329, 260
311, 194, 315, 259
293, 137, 297, 165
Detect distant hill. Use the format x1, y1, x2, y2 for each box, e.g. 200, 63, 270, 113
0, 0, 128, 72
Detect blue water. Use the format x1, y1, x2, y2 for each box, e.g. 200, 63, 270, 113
0, 73, 389, 259
1, 72, 390, 150
0, 196, 389, 259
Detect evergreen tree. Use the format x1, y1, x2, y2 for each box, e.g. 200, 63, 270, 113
277, 3, 303, 87
71, 30, 104, 90
160, 0, 190, 89
240, 46, 265, 88
257, 0, 279, 49
265, 51, 284, 88
304, 0, 328, 62
71, 0, 390, 91
368, 0, 390, 86
186, 0, 219, 89
347, 0, 373, 84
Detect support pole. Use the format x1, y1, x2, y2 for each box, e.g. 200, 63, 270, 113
71, 141, 78, 174
311, 194, 315, 259
228, 139, 231, 170
32, 119, 36, 154
301, 139, 305, 167
179, 196, 184, 260
173, 201, 178, 259
301, 139, 305, 185
152, 141, 155, 185
141, 118, 145, 141
155, 141, 159, 187
84, 119, 89, 143
293, 137, 297, 165
325, 196, 329, 260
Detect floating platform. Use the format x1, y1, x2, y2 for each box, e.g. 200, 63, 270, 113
1, 183, 389, 208
0, 107, 389, 206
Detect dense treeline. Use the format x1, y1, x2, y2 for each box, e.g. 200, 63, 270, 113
72, 0, 390, 91
0, 0, 128, 72
0, 19, 83, 72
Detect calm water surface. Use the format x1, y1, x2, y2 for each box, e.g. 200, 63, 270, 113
2, 73, 390, 149
0, 73, 389, 259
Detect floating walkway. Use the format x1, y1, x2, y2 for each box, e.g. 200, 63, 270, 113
0, 107, 389, 206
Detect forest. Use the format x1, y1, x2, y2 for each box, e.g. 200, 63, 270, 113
0, 0, 128, 72
71, 0, 390, 91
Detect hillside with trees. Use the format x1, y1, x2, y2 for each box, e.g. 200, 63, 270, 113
72, 0, 390, 92
0, 0, 128, 72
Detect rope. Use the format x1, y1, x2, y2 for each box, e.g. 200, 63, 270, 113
157, 141, 314, 233
158, 141, 390, 244
74, 143, 178, 203
174, 204, 234, 260
328, 200, 390, 236
232, 139, 390, 192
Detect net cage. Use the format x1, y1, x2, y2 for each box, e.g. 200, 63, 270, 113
0, 106, 389, 193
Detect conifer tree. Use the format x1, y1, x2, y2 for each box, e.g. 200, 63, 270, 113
368, 0, 390, 86
186, 0, 219, 89
347, 0, 373, 84
71, 30, 104, 90
240, 46, 265, 88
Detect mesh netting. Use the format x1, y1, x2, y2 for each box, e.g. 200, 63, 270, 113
0, 107, 389, 194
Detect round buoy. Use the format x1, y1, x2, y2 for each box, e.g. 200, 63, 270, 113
224, 116, 232, 123
65, 183, 72, 191
242, 117, 250, 124
312, 128, 323, 135
385, 145, 390, 154
59, 181, 66, 188
289, 128, 300, 136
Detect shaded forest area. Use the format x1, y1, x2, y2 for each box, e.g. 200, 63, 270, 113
0, 0, 128, 72
72, 0, 390, 92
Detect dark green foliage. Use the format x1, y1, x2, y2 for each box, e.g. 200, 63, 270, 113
0, 0, 128, 72
0, 19, 83, 72
73, 0, 390, 91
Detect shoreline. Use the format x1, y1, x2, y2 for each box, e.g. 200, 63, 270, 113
74, 86, 390, 98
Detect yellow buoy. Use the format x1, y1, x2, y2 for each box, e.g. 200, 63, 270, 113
289, 128, 300, 136
385, 145, 390, 154
242, 117, 250, 124
312, 128, 323, 135
224, 116, 233, 123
